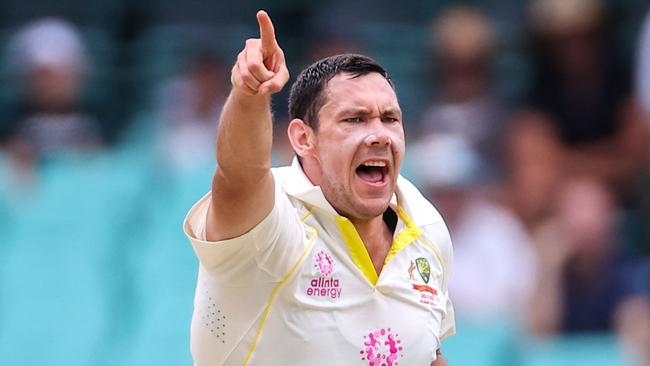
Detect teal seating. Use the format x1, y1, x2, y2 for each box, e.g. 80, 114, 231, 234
127, 23, 254, 109
0, 153, 148, 366
520, 334, 631, 366
116, 162, 211, 366
443, 319, 635, 366
354, 22, 432, 124
444, 318, 522, 366
0, 158, 110, 365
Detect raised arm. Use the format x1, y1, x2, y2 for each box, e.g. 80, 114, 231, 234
206, 11, 289, 241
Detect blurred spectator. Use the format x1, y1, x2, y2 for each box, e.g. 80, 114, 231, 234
503, 111, 564, 229
635, 9, 650, 116
420, 6, 507, 185
409, 134, 537, 323
304, 33, 359, 66
616, 296, 650, 366
121, 50, 227, 178
152, 52, 226, 174
410, 6, 539, 324
634, 10, 650, 259
2, 18, 103, 163
523, 0, 648, 193
527, 177, 639, 335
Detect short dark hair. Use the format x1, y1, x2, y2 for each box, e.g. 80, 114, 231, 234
288, 54, 393, 130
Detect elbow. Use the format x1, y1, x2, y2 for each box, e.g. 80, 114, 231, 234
213, 164, 270, 190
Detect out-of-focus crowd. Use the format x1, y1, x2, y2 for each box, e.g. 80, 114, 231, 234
0, 0, 649, 365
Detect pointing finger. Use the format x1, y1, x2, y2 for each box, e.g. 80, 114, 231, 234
257, 10, 277, 52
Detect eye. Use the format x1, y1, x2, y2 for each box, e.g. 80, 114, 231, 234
343, 116, 363, 123
381, 116, 400, 123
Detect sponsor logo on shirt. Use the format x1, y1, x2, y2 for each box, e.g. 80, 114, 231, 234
306, 249, 342, 300
408, 257, 439, 308
359, 327, 404, 366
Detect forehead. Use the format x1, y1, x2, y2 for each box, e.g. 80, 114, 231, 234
320, 72, 400, 114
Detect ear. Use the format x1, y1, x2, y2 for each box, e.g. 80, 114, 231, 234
287, 118, 316, 158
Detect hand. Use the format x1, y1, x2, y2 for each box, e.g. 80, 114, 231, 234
231, 10, 290, 96
431, 349, 447, 366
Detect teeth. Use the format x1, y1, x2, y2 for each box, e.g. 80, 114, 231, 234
362, 161, 386, 167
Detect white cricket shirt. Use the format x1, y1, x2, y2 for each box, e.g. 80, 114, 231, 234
184, 158, 455, 365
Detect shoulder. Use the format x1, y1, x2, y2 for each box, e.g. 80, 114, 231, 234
397, 175, 453, 276
396, 175, 444, 227
184, 164, 298, 245
270, 165, 304, 207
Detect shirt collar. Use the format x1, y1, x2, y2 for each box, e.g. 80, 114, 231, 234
282, 157, 339, 215
282, 157, 440, 226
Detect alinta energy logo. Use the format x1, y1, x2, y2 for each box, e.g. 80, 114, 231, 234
408, 257, 438, 308
306, 249, 342, 300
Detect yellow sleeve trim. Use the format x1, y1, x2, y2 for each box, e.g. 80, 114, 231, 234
241, 226, 318, 366
420, 236, 447, 288
335, 216, 379, 286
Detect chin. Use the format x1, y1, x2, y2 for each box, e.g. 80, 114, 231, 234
352, 199, 391, 219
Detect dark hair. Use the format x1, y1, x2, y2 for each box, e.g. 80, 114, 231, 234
288, 54, 393, 130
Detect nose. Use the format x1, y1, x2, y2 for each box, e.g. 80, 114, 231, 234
363, 120, 392, 147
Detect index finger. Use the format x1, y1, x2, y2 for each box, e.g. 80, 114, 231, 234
257, 10, 277, 51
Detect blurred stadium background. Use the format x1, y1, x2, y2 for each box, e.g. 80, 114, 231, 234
1, 0, 650, 365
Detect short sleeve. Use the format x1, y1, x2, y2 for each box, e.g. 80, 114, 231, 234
438, 222, 456, 341
423, 220, 456, 342
439, 292, 456, 340
183, 174, 306, 281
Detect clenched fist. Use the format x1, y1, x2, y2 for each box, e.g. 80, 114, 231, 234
231, 10, 290, 96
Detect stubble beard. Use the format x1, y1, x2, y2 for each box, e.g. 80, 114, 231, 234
322, 173, 390, 220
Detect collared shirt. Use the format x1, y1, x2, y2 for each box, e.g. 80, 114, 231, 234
184, 158, 455, 365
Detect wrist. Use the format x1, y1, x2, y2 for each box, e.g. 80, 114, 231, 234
231, 87, 271, 103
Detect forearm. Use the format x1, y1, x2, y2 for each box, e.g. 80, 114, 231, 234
208, 81, 276, 242
216, 89, 273, 184
206, 10, 288, 242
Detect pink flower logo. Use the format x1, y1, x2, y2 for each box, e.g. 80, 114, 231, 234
314, 250, 334, 277
360, 328, 403, 366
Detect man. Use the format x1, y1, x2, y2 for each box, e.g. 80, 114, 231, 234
184, 11, 455, 365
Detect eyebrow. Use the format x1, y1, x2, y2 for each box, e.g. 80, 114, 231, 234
335, 107, 371, 118
335, 107, 402, 118
382, 108, 402, 117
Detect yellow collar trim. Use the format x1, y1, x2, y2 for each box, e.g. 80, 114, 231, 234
335, 206, 422, 286
335, 216, 379, 286
384, 206, 423, 266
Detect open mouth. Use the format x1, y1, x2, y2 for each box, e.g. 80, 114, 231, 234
356, 160, 388, 184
